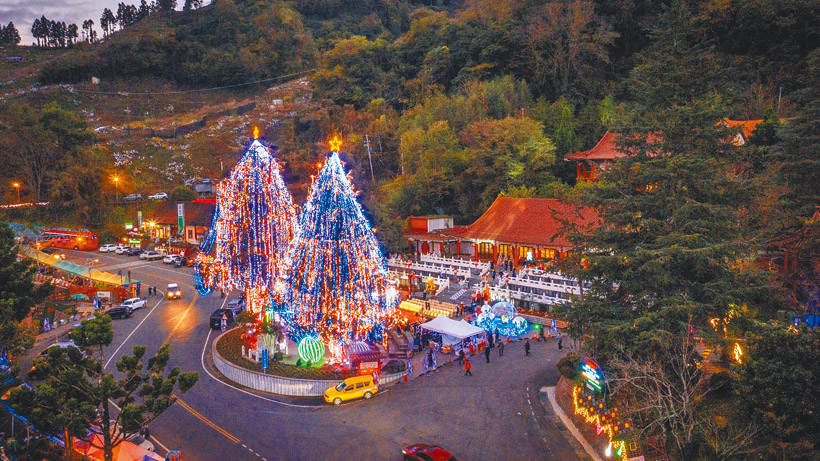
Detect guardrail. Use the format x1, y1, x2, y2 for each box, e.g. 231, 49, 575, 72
212, 331, 405, 397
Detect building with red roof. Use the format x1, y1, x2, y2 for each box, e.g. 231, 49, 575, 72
404, 197, 599, 265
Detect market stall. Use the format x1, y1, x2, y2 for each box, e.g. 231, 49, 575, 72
419, 315, 485, 354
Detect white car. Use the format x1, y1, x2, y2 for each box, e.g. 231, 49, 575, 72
148, 192, 168, 200
140, 251, 163, 261
120, 297, 147, 311
114, 245, 129, 254
163, 254, 181, 264
99, 244, 117, 253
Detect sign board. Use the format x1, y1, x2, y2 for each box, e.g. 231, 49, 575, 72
527, 250, 533, 261
137, 211, 143, 228
261, 349, 269, 370
357, 360, 380, 375
177, 203, 184, 235
581, 358, 604, 392
124, 222, 133, 230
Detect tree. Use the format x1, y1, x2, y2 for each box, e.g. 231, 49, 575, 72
101, 9, 116, 37
525, 0, 618, 99
168, 185, 198, 202
67, 23, 78, 46
736, 326, 820, 458
0, 224, 52, 354
285, 141, 399, 360
9, 315, 198, 461
0, 22, 21, 45
195, 140, 297, 314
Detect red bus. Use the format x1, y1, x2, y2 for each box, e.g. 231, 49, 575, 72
39, 228, 100, 251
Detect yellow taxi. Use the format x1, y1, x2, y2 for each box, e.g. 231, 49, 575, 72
324, 375, 379, 405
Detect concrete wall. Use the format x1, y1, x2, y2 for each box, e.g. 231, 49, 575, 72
212, 332, 406, 397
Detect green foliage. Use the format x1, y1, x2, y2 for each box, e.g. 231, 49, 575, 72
556, 352, 580, 379
10, 316, 198, 460
169, 185, 198, 202
737, 326, 820, 458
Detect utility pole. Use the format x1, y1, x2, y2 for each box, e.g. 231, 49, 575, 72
364, 134, 375, 183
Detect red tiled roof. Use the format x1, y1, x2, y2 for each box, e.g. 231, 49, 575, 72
565, 131, 625, 161
723, 118, 763, 141
458, 197, 599, 248
403, 226, 468, 242
151, 201, 215, 227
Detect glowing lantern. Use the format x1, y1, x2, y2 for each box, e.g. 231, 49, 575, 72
298, 336, 326, 364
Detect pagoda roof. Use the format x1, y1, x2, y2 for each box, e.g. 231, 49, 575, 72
457, 197, 599, 248
565, 131, 625, 161
722, 118, 763, 141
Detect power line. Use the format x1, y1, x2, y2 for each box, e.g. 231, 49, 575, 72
70, 69, 317, 96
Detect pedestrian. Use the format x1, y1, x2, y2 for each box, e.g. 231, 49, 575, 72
143, 426, 151, 439
457, 349, 465, 365
495, 329, 500, 343
484, 346, 491, 363
464, 358, 472, 376
406, 358, 413, 380
525, 339, 531, 356
558, 334, 563, 350
492, 270, 496, 280
498, 341, 504, 356
427, 349, 434, 375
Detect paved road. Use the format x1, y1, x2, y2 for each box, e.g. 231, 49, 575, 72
51, 249, 580, 461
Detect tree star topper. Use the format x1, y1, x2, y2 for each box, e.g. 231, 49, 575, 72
328, 135, 342, 152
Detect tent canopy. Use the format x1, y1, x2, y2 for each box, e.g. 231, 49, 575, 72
420, 315, 485, 339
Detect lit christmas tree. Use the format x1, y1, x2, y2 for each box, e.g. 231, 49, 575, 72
195, 129, 297, 314
285, 136, 398, 361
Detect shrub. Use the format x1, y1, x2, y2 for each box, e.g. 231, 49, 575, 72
557, 352, 581, 379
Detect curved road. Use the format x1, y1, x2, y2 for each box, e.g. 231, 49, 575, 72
60, 249, 580, 461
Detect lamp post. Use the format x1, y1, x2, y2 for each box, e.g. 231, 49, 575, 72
12, 182, 20, 204
112, 175, 120, 202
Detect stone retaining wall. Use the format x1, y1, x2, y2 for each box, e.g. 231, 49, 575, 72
212, 331, 406, 397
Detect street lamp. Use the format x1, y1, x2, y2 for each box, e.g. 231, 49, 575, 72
11, 182, 20, 204
112, 175, 120, 202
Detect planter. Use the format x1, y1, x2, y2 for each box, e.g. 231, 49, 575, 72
211, 331, 406, 397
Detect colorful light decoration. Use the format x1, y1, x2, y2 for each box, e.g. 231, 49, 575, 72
194, 134, 298, 314
473, 301, 529, 337
572, 385, 630, 460
297, 336, 326, 364
284, 138, 398, 361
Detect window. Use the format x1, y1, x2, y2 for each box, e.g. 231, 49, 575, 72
345, 385, 353, 392
187, 229, 193, 239
355, 382, 364, 389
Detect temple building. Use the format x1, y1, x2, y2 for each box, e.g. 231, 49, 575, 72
403, 196, 598, 266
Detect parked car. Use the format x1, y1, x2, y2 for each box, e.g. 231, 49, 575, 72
226, 299, 245, 317
122, 193, 142, 202
99, 244, 117, 253
402, 444, 458, 461
125, 247, 143, 256
148, 192, 168, 200
120, 297, 147, 311
105, 306, 132, 319
41, 246, 58, 254
166, 283, 182, 300
323, 375, 380, 405
140, 251, 163, 261
163, 254, 181, 265
173, 256, 188, 267
126, 433, 154, 451
114, 244, 129, 254
209, 309, 234, 329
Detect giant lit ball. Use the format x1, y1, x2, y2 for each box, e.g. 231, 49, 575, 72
298, 336, 325, 364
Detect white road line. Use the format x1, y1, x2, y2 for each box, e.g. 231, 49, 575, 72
199, 328, 315, 409
104, 293, 165, 369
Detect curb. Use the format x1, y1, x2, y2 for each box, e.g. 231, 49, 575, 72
543, 386, 603, 461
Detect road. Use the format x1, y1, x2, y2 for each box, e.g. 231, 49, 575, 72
52, 249, 580, 461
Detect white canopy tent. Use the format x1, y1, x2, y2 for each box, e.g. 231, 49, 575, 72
420, 315, 486, 346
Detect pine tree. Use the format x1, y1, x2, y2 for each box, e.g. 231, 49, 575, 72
285, 138, 398, 360
195, 138, 297, 314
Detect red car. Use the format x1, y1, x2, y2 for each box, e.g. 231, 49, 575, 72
402, 444, 458, 461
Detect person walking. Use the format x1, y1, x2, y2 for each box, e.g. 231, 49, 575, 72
464, 358, 472, 376
558, 334, 563, 350
457, 349, 465, 365
498, 341, 504, 356
524, 339, 531, 356
484, 345, 491, 363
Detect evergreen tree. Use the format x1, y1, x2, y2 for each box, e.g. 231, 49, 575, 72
195, 139, 298, 314
0, 22, 21, 45
285, 139, 398, 360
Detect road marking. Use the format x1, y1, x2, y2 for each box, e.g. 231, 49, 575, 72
162, 294, 199, 346
104, 294, 165, 369
199, 329, 315, 409
175, 397, 241, 443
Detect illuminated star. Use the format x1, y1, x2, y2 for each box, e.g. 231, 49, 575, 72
328, 135, 342, 152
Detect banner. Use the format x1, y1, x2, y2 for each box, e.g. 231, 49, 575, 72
177, 203, 184, 235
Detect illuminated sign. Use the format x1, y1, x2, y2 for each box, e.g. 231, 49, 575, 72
124, 222, 133, 230
581, 358, 604, 391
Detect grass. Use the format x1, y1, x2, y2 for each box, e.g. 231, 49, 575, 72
215, 328, 355, 381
